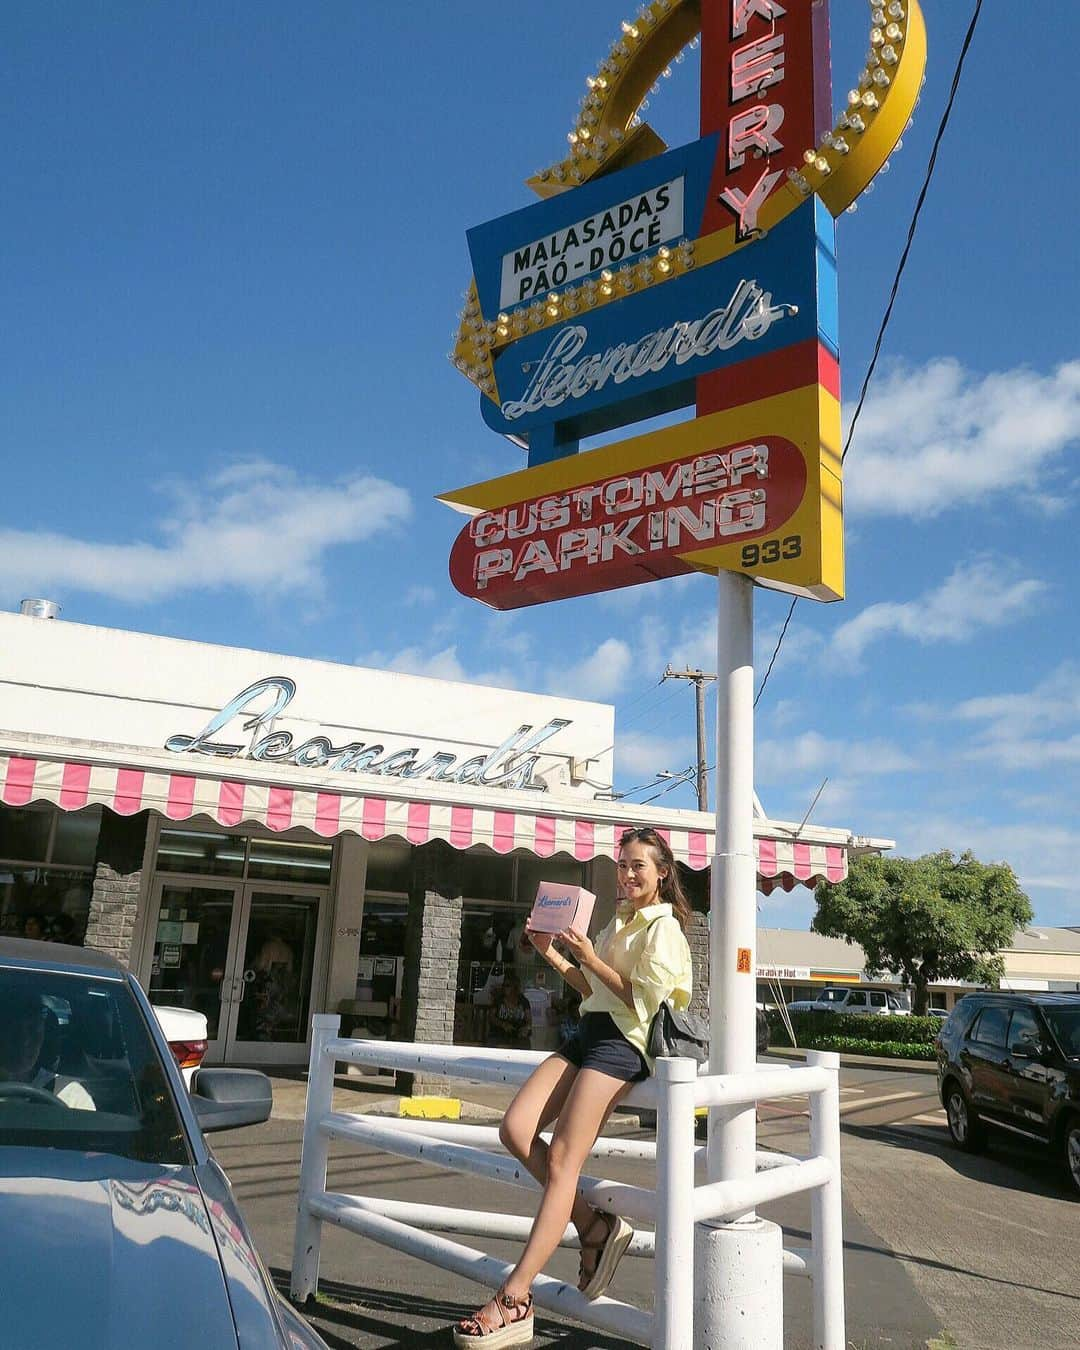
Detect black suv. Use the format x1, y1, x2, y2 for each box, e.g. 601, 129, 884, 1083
936, 992, 1080, 1195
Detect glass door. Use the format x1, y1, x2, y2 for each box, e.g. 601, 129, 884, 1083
149, 879, 327, 1065
228, 888, 323, 1064
149, 880, 243, 1061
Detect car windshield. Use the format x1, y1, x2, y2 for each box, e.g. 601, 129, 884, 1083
816, 989, 846, 1004
1042, 1006, 1080, 1060
0, 965, 190, 1165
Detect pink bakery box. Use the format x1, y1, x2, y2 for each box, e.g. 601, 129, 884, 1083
528, 882, 596, 935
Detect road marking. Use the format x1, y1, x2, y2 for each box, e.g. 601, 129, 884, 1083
839, 1089, 925, 1114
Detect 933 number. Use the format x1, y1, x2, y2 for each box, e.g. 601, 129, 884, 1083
741, 535, 802, 568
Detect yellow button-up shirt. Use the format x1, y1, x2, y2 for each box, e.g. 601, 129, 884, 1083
579, 901, 693, 1066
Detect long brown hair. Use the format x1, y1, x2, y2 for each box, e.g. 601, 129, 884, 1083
618, 827, 692, 933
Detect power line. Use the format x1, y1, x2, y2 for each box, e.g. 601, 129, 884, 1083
753, 0, 985, 709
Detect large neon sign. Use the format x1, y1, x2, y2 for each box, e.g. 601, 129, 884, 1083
444, 0, 926, 608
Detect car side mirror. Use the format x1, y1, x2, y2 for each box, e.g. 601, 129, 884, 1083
189, 1067, 273, 1133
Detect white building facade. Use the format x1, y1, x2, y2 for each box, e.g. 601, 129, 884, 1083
0, 605, 890, 1071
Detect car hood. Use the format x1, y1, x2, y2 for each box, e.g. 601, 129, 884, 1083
0, 1149, 240, 1350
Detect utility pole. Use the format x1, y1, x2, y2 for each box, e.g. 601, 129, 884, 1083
661, 665, 716, 811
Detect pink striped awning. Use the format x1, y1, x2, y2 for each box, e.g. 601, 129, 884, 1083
1, 753, 847, 892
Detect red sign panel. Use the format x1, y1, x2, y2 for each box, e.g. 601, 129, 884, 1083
450, 433, 807, 609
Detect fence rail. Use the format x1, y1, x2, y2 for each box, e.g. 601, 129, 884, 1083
290, 1015, 845, 1349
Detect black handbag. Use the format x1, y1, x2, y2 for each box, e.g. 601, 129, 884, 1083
647, 1000, 709, 1063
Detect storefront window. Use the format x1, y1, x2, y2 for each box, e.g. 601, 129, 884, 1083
0, 867, 93, 943
516, 855, 585, 902
0, 802, 100, 944
248, 836, 332, 883
155, 829, 331, 883
460, 850, 515, 902
0, 803, 52, 863
157, 829, 246, 877
364, 838, 411, 894
51, 807, 104, 867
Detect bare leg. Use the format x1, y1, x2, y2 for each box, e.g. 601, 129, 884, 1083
502, 1068, 632, 1301
499, 1055, 596, 1235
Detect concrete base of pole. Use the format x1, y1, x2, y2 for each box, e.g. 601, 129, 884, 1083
694, 1218, 784, 1349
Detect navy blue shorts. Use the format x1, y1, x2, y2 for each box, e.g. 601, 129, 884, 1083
556, 1011, 649, 1083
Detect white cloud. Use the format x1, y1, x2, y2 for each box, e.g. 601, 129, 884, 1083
404, 585, 437, 607
556, 637, 632, 700
363, 642, 525, 692
615, 729, 695, 781
757, 730, 917, 782
896, 815, 1080, 917
830, 557, 1046, 664
362, 632, 633, 702
845, 357, 1080, 518
0, 460, 412, 604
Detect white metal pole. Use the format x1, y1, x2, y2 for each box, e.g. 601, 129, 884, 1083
807, 1050, 846, 1350
653, 1056, 698, 1350
290, 1013, 339, 1303
708, 569, 757, 1193
695, 569, 784, 1348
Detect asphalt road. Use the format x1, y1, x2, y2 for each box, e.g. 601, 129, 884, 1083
215, 1061, 1080, 1349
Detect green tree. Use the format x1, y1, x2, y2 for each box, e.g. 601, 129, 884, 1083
811, 851, 1033, 1015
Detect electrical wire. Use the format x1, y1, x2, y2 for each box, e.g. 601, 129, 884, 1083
753, 0, 985, 710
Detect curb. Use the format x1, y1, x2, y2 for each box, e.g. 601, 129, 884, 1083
765, 1048, 938, 1076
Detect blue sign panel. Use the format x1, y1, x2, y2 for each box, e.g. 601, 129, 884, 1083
480, 197, 835, 446
467, 136, 720, 317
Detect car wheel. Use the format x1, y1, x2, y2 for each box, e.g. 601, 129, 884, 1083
944, 1079, 984, 1153
1063, 1116, 1080, 1198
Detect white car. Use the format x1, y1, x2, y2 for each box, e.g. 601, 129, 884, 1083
792, 987, 911, 1016
153, 1004, 209, 1086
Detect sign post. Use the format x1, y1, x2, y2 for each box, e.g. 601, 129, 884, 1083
445, 2, 926, 1343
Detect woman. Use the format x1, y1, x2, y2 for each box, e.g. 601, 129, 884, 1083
453, 827, 693, 1346
489, 972, 533, 1049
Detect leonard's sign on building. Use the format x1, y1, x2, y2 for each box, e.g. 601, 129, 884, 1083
444, 0, 926, 609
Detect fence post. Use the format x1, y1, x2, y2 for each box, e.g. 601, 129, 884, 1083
290, 1013, 340, 1303
807, 1050, 845, 1350
653, 1056, 697, 1350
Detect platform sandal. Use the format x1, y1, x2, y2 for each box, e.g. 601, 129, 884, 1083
452, 1288, 534, 1347
578, 1208, 634, 1301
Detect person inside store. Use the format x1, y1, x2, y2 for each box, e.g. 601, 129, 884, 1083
251, 930, 296, 1041
21, 913, 46, 942
0, 989, 96, 1110
488, 971, 532, 1049
453, 827, 693, 1346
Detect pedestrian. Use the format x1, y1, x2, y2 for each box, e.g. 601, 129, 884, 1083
452, 827, 693, 1346
488, 971, 532, 1049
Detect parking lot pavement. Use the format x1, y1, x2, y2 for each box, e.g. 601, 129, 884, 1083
218, 1069, 941, 1350
223, 1063, 1080, 1349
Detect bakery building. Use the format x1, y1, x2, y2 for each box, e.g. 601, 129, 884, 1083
0, 601, 891, 1068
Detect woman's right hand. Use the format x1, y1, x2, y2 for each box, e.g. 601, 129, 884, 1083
524, 917, 556, 959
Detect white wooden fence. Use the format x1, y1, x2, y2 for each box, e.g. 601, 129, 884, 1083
290, 1014, 844, 1348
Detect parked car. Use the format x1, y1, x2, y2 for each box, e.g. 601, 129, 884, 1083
789, 987, 910, 1016
756, 1006, 769, 1055
153, 1003, 209, 1086
936, 991, 1080, 1196
0, 938, 328, 1349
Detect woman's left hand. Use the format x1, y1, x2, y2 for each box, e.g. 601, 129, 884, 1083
558, 927, 595, 968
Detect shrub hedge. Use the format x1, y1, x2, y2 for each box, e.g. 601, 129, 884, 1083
767, 1010, 939, 1042
766, 1010, 940, 1060
797, 1035, 937, 1061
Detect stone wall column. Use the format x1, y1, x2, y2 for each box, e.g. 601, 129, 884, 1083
686, 907, 710, 1021
396, 840, 464, 1096
83, 809, 151, 968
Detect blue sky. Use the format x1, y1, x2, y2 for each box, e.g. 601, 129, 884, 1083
4, 4, 1078, 928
